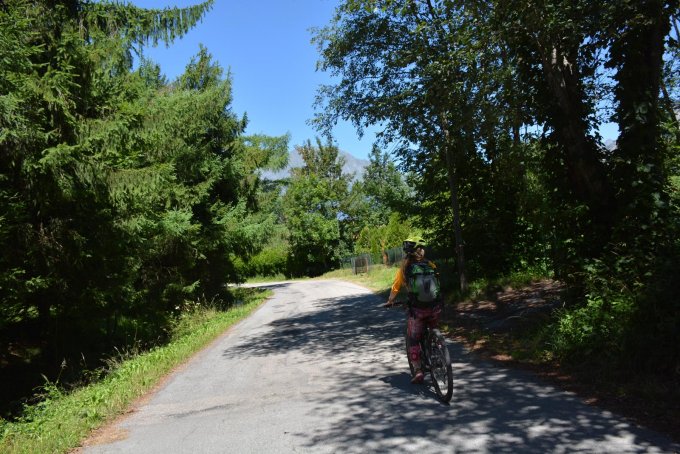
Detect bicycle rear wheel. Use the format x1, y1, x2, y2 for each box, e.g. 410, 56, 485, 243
427, 329, 453, 403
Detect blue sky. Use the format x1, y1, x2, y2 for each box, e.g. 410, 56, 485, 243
129, 0, 378, 160
129, 1, 620, 161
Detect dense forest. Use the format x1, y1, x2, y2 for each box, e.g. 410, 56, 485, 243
1, 0, 678, 420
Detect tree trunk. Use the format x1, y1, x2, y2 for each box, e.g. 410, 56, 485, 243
533, 42, 617, 256
537, 44, 615, 213
610, 0, 674, 235
438, 114, 468, 293
380, 238, 388, 266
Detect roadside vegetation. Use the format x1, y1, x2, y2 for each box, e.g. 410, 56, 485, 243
320, 264, 397, 292
0, 287, 271, 454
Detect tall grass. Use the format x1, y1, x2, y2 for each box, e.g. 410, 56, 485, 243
0, 288, 271, 454
321, 264, 397, 294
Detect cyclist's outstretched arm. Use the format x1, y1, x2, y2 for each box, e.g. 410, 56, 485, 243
385, 267, 404, 307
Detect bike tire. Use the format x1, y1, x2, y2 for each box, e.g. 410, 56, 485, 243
427, 329, 453, 403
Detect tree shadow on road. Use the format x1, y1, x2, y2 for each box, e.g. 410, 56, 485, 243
222, 287, 679, 453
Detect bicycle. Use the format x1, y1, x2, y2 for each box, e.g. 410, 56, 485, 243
389, 302, 454, 403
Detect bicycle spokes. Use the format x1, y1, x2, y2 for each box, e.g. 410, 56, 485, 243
427, 330, 453, 403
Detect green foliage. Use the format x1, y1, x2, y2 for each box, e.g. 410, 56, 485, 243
83, 0, 215, 48
313, 0, 554, 289
607, 1, 677, 270
0, 0, 285, 415
355, 212, 412, 255
283, 138, 350, 276
316, 0, 680, 378
236, 228, 290, 279
550, 292, 634, 364
247, 245, 289, 278
547, 236, 680, 374
362, 145, 412, 220
346, 147, 416, 259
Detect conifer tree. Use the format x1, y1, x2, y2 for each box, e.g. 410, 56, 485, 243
0, 0, 284, 390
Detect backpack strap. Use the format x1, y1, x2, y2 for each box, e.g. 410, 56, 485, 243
404, 262, 416, 307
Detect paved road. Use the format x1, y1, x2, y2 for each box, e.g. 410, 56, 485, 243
83, 279, 679, 453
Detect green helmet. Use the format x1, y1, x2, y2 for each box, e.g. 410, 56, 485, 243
403, 236, 426, 254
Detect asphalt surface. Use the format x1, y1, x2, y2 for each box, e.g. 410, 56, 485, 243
82, 279, 679, 453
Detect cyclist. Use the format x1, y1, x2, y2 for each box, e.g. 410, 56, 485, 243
384, 236, 442, 384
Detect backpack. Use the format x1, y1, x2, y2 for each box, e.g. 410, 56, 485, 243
406, 261, 441, 305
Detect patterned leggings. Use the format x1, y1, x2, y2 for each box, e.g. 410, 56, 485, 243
406, 305, 442, 371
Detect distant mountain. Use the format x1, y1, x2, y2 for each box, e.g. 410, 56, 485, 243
341, 151, 371, 180
604, 139, 617, 151
261, 149, 370, 181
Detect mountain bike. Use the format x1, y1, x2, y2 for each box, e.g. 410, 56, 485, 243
390, 303, 454, 403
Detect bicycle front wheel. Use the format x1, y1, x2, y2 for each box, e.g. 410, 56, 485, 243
427, 329, 453, 403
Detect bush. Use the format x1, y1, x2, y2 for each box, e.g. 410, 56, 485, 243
550, 293, 634, 364
243, 245, 289, 278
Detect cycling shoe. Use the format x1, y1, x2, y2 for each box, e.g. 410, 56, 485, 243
411, 369, 425, 384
